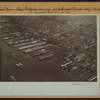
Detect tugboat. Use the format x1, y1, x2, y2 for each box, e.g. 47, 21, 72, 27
10, 76, 16, 81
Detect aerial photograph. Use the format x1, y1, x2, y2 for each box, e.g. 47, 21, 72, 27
0, 15, 97, 82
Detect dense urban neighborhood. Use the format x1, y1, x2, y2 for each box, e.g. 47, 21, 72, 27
0, 15, 97, 81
